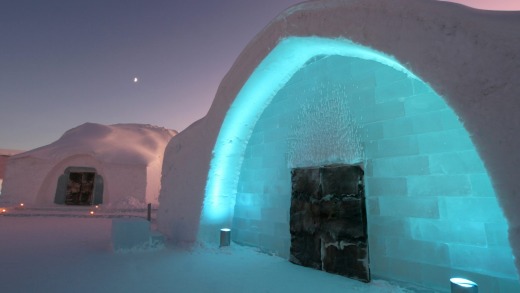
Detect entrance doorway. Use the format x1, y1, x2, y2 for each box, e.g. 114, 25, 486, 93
65, 172, 95, 205
54, 167, 103, 205
289, 165, 370, 282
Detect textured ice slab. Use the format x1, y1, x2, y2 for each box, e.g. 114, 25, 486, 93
111, 218, 150, 251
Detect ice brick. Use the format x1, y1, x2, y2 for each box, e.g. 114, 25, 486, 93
368, 215, 411, 238
372, 155, 430, 176
429, 151, 486, 175
233, 205, 262, 220
418, 129, 473, 154
439, 197, 508, 222
470, 173, 496, 197
408, 175, 471, 196
361, 100, 405, 123
382, 117, 414, 138
385, 237, 450, 266
261, 207, 286, 223
111, 218, 150, 251
366, 177, 408, 196
405, 91, 446, 115
412, 109, 462, 133
374, 65, 409, 85
375, 79, 413, 103
411, 79, 434, 95
233, 229, 260, 246
449, 244, 517, 278
410, 218, 487, 246
378, 196, 439, 219
361, 122, 384, 140
485, 223, 511, 247
374, 136, 419, 158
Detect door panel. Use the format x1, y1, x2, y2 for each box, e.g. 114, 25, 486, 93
290, 165, 370, 282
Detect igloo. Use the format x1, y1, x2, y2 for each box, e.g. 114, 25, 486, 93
158, 0, 520, 291
2, 123, 176, 207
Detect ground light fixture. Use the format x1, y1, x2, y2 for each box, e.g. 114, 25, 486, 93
220, 228, 231, 247
450, 278, 478, 293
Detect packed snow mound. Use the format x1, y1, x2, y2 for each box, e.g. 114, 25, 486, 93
15, 123, 177, 165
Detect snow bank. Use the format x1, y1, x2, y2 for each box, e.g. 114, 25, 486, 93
3, 123, 176, 206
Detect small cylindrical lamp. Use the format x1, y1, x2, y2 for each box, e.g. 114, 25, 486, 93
220, 228, 231, 247
450, 278, 478, 293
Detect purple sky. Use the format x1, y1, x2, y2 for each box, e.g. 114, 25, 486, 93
1, 0, 519, 151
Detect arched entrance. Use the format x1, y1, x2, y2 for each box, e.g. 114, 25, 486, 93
54, 167, 103, 205
201, 37, 517, 289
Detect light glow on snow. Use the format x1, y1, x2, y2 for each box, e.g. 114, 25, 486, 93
450, 277, 478, 289
202, 36, 418, 227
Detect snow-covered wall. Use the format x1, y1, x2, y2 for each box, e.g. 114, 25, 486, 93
158, 0, 520, 291
0, 156, 8, 180
3, 123, 176, 207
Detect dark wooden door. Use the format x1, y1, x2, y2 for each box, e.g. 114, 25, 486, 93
290, 165, 370, 282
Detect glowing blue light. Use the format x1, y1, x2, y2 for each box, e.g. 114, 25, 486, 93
200, 35, 517, 289
201, 36, 420, 229
450, 278, 478, 292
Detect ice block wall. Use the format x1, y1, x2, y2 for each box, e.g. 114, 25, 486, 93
232, 55, 518, 291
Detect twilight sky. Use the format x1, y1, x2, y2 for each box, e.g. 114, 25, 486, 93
1, 0, 519, 151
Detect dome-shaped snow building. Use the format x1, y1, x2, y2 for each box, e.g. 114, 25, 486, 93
158, 0, 520, 291
3, 123, 176, 207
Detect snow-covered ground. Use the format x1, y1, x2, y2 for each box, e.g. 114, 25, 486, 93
0, 208, 428, 293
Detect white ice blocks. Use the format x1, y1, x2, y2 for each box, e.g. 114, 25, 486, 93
111, 218, 151, 251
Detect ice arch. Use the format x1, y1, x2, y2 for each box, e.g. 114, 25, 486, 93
158, 0, 520, 290
203, 37, 416, 227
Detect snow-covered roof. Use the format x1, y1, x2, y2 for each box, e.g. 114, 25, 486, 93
13, 123, 177, 165
0, 149, 24, 156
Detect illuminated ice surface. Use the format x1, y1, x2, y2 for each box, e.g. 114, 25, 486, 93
156, 1, 520, 292
225, 51, 518, 291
